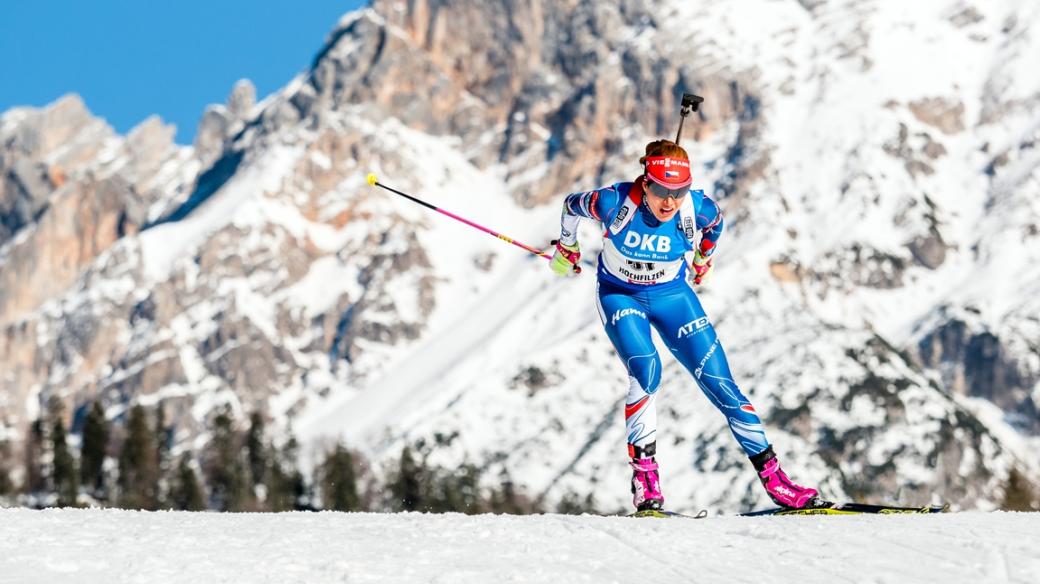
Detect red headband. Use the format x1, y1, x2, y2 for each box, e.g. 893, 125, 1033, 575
643, 156, 692, 188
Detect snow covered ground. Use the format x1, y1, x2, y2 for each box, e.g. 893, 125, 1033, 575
1, 508, 1037, 584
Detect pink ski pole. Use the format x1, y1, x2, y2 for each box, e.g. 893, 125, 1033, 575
366, 173, 580, 273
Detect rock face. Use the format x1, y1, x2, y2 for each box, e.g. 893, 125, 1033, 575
194, 80, 257, 169
918, 318, 1039, 434
2, 0, 1039, 511
0, 96, 188, 325
2, 95, 100, 244
288, 0, 748, 206
909, 98, 966, 135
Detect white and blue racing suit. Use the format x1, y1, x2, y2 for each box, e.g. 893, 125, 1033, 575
560, 178, 771, 458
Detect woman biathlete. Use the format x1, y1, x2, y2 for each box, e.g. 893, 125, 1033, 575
550, 139, 818, 512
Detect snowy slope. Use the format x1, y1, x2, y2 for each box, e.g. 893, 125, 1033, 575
0, 508, 1038, 584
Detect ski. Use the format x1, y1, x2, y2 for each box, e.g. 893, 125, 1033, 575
740, 500, 949, 517
627, 509, 708, 519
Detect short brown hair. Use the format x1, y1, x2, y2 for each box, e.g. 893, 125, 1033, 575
639, 139, 689, 166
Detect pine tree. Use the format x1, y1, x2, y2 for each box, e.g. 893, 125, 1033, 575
488, 469, 540, 515
80, 400, 110, 496
320, 444, 360, 511
266, 457, 292, 512
388, 446, 424, 512
168, 453, 206, 511
0, 439, 15, 497
24, 418, 46, 498
118, 405, 160, 510
154, 401, 171, 507
246, 411, 267, 490
155, 401, 170, 468
489, 471, 518, 514
426, 463, 484, 514
451, 463, 483, 514
204, 406, 251, 511
1001, 468, 1040, 511
555, 491, 599, 515
267, 436, 306, 512
49, 399, 79, 507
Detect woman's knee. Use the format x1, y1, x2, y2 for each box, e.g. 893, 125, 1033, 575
627, 353, 662, 394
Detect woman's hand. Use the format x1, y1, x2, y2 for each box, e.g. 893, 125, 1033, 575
691, 251, 713, 285
550, 240, 581, 276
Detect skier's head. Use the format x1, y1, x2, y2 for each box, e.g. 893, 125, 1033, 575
640, 139, 691, 221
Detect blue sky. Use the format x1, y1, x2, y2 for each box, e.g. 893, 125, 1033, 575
1, 1, 366, 144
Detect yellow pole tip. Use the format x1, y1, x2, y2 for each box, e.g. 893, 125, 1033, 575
366, 173, 378, 186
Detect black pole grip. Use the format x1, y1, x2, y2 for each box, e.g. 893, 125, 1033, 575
674, 93, 704, 145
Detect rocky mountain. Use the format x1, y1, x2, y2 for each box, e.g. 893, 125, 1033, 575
1, 0, 1038, 512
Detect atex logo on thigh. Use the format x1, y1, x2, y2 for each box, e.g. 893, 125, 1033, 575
677, 316, 710, 338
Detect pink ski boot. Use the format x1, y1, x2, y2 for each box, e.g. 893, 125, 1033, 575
751, 446, 818, 509
629, 442, 664, 511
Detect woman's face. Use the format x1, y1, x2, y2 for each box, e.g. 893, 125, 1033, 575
644, 180, 686, 222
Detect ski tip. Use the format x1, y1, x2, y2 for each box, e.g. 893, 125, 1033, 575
366, 172, 378, 186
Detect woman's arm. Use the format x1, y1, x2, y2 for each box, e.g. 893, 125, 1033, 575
559, 185, 622, 245
696, 196, 724, 258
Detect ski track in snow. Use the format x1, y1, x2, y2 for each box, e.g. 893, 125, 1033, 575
1, 509, 1038, 584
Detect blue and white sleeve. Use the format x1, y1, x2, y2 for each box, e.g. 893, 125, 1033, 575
696, 196, 725, 257
559, 185, 620, 246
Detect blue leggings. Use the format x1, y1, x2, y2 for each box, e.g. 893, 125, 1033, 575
596, 279, 770, 457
